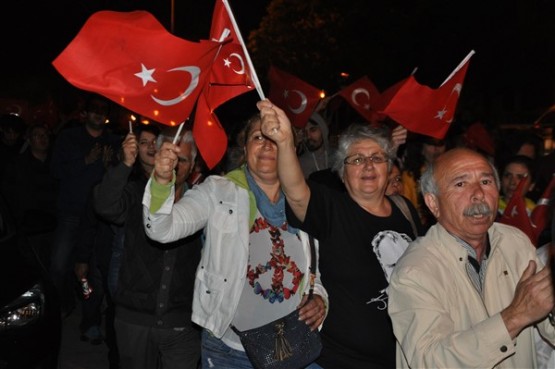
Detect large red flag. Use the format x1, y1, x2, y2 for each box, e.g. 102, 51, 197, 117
268, 66, 322, 128
381, 50, 475, 139
193, 93, 228, 169
498, 177, 536, 244
338, 76, 383, 124
52, 10, 220, 126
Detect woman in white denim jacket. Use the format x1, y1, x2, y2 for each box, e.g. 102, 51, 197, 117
142, 114, 328, 368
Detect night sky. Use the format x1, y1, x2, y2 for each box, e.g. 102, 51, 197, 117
0, 1, 265, 97
2, 1, 555, 128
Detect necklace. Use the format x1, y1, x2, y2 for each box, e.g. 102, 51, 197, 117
246, 217, 304, 303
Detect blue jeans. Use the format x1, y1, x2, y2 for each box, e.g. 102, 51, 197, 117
201, 329, 322, 369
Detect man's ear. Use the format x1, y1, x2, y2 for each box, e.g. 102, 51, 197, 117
424, 193, 440, 218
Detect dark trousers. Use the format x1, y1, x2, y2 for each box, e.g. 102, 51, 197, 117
115, 318, 201, 369
50, 214, 81, 312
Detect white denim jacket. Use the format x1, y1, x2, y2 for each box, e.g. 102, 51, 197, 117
142, 168, 328, 338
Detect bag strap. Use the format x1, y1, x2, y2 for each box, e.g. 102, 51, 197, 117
306, 234, 316, 300
389, 194, 418, 237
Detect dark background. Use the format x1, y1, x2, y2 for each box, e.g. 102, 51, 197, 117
2, 1, 555, 131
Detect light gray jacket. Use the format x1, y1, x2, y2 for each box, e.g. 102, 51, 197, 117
389, 222, 555, 368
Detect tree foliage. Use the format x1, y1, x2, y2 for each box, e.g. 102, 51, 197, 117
248, 0, 429, 94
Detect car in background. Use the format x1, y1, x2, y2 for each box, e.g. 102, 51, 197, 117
0, 192, 60, 369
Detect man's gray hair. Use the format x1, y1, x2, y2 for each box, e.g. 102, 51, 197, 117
419, 154, 500, 196
157, 130, 197, 163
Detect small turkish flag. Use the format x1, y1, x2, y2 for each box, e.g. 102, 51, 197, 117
530, 174, 555, 244
381, 50, 475, 139
191, 0, 256, 169
338, 76, 383, 124
52, 10, 220, 126
498, 176, 536, 245
464, 121, 495, 156
204, 0, 254, 108
268, 66, 322, 128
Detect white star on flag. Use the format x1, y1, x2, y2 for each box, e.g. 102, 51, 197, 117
134, 63, 157, 87
223, 58, 232, 68
435, 108, 447, 120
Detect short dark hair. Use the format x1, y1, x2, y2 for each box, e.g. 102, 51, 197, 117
501, 154, 536, 179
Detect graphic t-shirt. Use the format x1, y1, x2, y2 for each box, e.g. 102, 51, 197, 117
287, 182, 418, 369
222, 211, 306, 351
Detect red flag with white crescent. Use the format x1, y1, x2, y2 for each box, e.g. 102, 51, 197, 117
338, 76, 383, 124
52, 10, 220, 126
381, 50, 475, 139
498, 176, 536, 244
530, 174, 555, 243
204, 0, 254, 109
268, 66, 322, 128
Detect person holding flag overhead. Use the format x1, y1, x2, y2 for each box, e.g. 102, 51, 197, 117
257, 99, 422, 368
142, 112, 328, 368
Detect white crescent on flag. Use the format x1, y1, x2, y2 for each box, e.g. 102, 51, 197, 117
225, 53, 245, 74
151, 66, 201, 106
287, 89, 308, 114
351, 88, 371, 110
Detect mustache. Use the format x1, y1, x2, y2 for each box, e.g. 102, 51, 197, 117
463, 203, 493, 217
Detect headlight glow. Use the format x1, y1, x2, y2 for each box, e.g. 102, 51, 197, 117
0, 283, 43, 331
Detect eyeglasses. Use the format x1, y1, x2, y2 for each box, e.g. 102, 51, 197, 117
344, 153, 389, 166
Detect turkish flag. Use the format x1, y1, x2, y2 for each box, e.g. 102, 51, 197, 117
193, 93, 228, 170
52, 10, 220, 126
381, 50, 475, 139
204, 0, 255, 109
190, 0, 256, 169
464, 121, 495, 156
268, 66, 322, 128
498, 176, 536, 245
338, 76, 383, 124
530, 175, 555, 244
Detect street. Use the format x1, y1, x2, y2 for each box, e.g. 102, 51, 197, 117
58, 305, 110, 369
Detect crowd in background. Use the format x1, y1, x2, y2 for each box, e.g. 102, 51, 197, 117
1, 89, 555, 368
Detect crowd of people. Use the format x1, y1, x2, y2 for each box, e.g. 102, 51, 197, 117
1, 90, 555, 369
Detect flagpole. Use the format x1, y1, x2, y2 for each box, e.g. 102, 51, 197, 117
440, 50, 475, 86
533, 104, 555, 127
170, 0, 175, 33
222, 0, 266, 100
172, 122, 185, 144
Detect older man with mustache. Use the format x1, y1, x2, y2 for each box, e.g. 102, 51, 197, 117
388, 147, 555, 369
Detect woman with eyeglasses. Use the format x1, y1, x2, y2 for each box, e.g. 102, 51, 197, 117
257, 100, 423, 369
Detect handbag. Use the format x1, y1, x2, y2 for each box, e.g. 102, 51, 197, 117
231, 235, 322, 369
